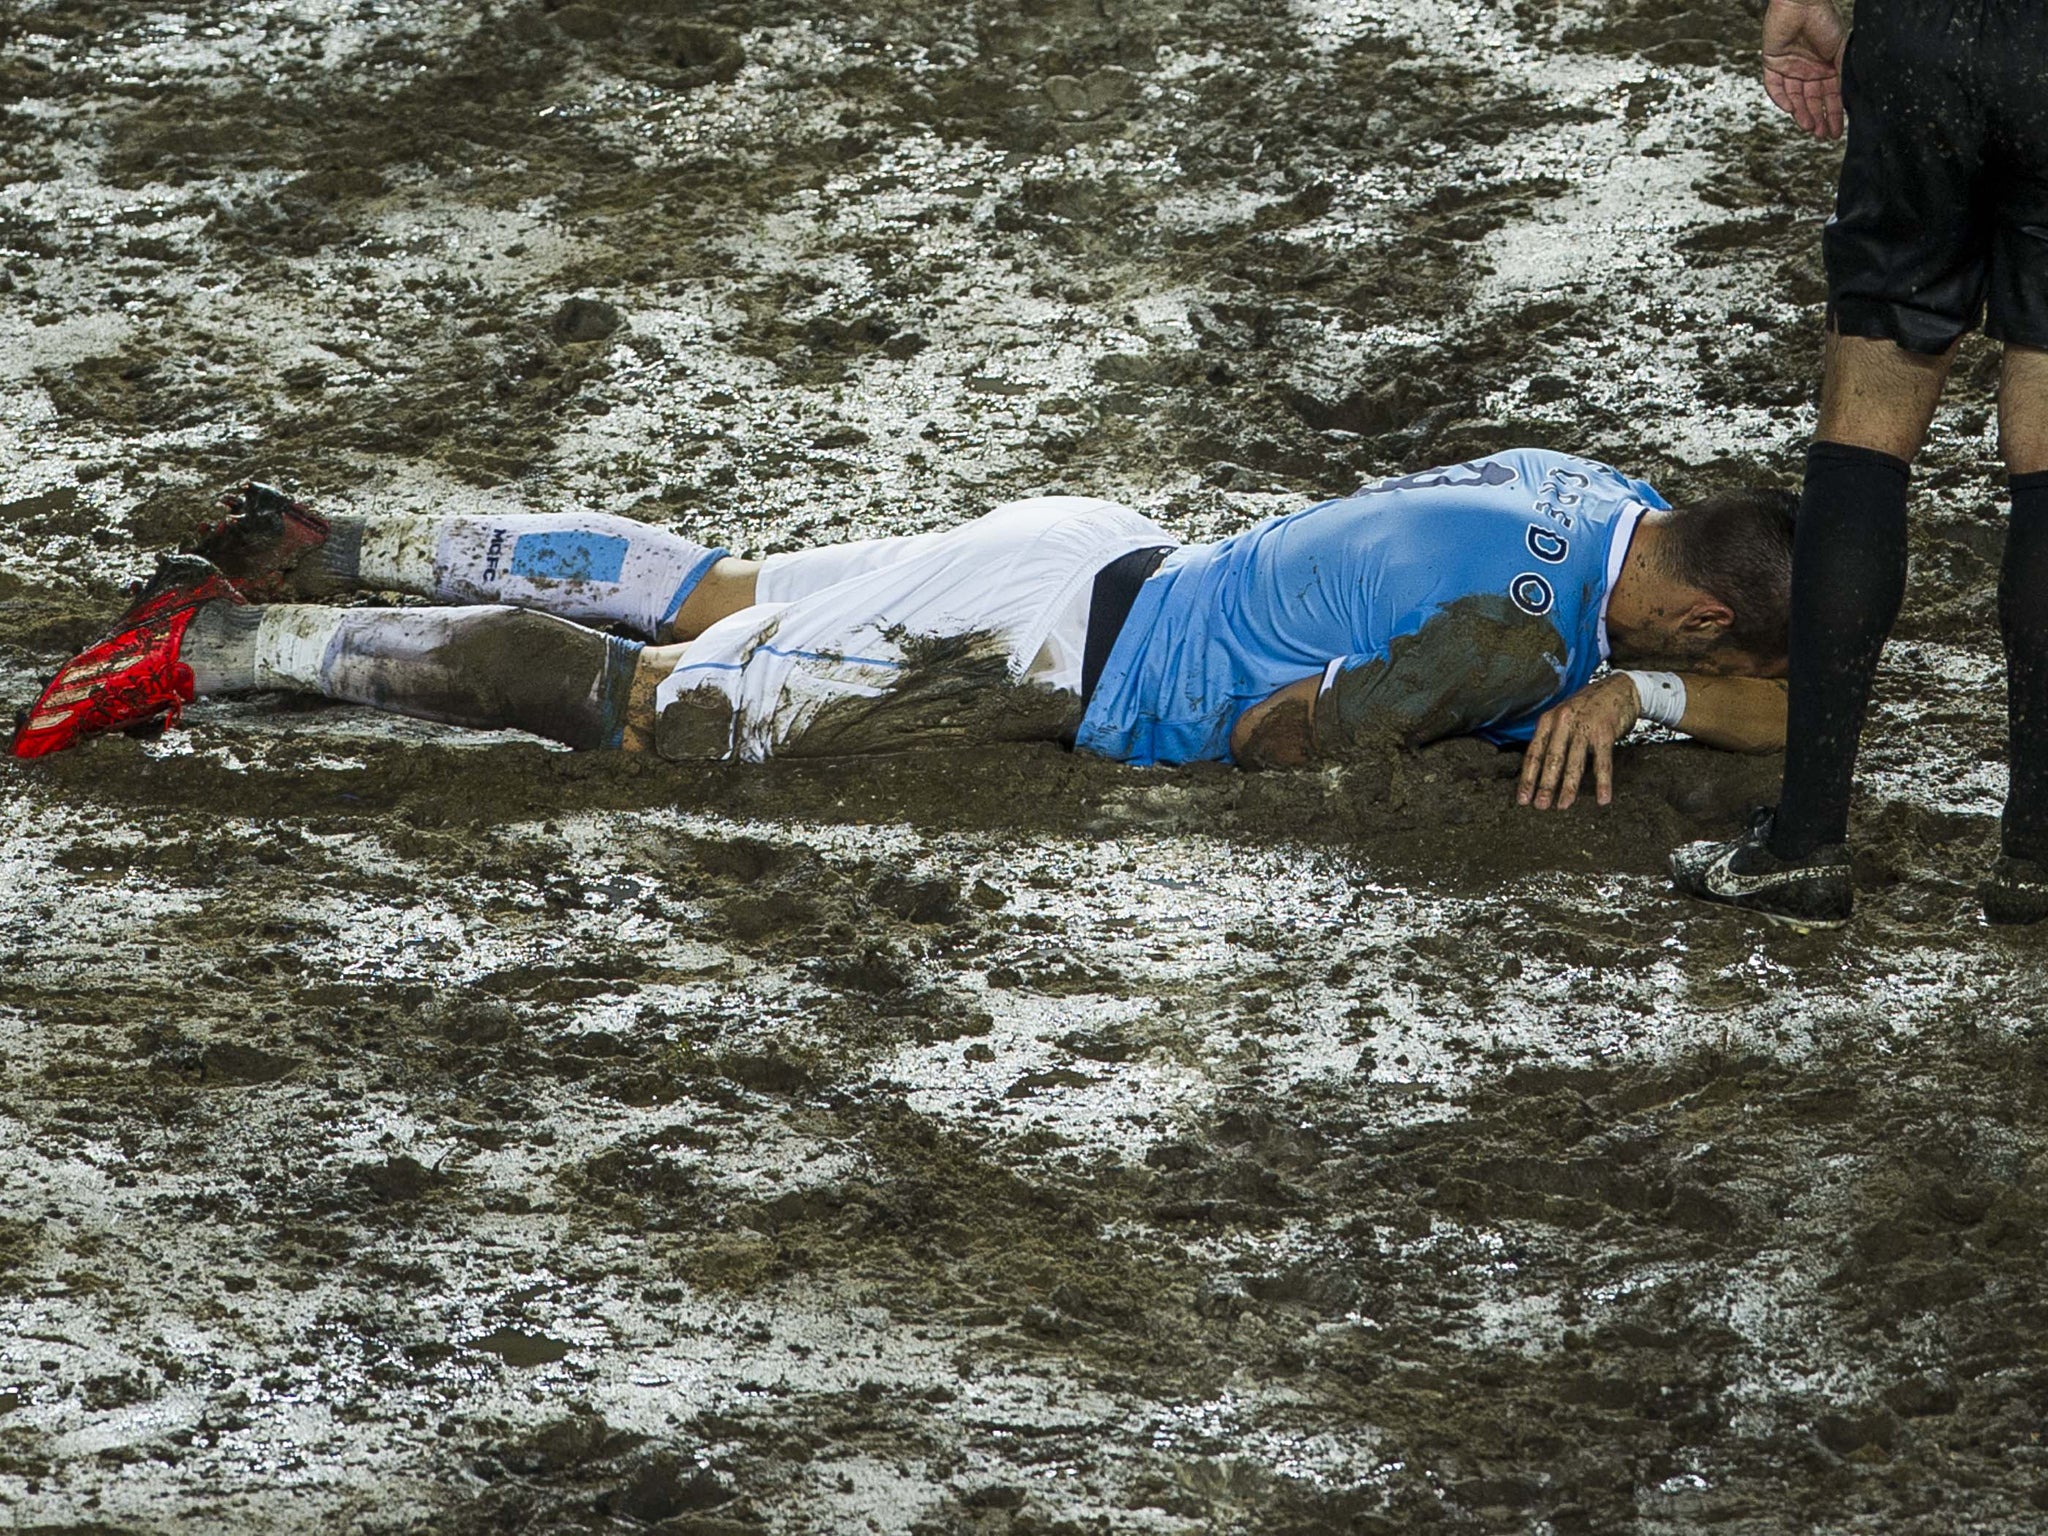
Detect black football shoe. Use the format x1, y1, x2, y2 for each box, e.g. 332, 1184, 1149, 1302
1981, 854, 2048, 927
1670, 809, 1854, 928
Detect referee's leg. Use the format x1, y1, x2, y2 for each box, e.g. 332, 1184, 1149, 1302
1816, 335, 1953, 461
2000, 347, 2048, 475
1996, 347, 2048, 866
1766, 334, 1951, 862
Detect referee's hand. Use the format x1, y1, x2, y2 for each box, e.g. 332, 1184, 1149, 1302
1762, 0, 1847, 141
1516, 674, 1639, 812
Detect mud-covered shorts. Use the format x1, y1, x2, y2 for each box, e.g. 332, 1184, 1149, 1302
1825, 0, 2048, 353
651, 497, 1176, 761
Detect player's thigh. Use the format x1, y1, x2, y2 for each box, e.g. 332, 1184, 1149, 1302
669, 557, 760, 642
621, 642, 688, 752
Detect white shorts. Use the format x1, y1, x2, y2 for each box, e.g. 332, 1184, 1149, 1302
653, 497, 1176, 760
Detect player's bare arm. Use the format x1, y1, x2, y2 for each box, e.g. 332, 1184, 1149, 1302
1236, 663, 1787, 812
1230, 673, 1320, 768
1518, 673, 1790, 811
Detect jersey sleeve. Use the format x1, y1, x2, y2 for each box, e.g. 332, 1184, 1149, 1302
1311, 596, 1568, 758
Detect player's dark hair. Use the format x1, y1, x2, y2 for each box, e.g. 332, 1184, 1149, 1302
1663, 487, 1799, 659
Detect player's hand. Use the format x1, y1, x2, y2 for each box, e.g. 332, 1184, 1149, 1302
1516, 673, 1639, 811
1762, 0, 1846, 140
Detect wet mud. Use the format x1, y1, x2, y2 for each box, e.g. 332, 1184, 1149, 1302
2, 0, 2044, 1532
777, 635, 1085, 761
1315, 595, 1566, 755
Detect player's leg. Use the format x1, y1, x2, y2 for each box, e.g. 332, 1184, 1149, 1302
349, 511, 728, 643
1987, 357, 2048, 919
624, 520, 1041, 645
1973, 0, 2048, 919
2001, 345, 2048, 477
619, 643, 687, 753
1813, 334, 1954, 460
1768, 333, 1953, 862
186, 600, 645, 749
644, 519, 1041, 642
197, 486, 730, 643
671, 559, 758, 640
11, 557, 647, 757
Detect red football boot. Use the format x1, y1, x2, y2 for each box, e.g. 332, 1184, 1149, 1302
185, 481, 331, 599
10, 555, 246, 760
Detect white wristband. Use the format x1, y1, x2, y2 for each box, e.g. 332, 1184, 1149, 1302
1624, 670, 1687, 729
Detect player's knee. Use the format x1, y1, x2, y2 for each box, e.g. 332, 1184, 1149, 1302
669, 557, 760, 641
469, 608, 631, 749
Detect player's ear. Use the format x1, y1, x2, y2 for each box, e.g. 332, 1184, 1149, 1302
1681, 598, 1735, 636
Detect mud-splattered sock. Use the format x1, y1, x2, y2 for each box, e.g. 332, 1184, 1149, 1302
291, 515, 364, 595
249, 603, 643, 749
2000, 470, 2048, 862
1770, 441, 1911, 862
354, 511, 724, 641
353, 513, 441, 595
182, 602, 264, 696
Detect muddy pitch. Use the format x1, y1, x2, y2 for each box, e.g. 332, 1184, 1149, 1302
3, 1, 2045, 1532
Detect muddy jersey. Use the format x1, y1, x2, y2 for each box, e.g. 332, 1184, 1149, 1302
1074, 449, 1668, 765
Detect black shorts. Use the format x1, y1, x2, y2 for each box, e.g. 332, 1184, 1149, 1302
1825, 0, 2048, 354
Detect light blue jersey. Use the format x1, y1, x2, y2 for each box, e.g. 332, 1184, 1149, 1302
1074, 449, 1668, 765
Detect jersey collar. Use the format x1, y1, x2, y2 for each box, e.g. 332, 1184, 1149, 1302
1596, 502, 1647, 662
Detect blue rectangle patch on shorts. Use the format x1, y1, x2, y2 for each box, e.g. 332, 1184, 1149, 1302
509, 531, 629, 583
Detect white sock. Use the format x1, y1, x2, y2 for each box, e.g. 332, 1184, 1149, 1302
355, 514, 441, 594
354, 511, 725, 640
254, 606, 351, 692
182, 603, 264, 695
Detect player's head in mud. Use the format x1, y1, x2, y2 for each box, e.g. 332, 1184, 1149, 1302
1603, 486, 1798, 676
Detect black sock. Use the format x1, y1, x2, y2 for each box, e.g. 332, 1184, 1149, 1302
1770, 441, 1912, 861
2001, 470, 2048, 863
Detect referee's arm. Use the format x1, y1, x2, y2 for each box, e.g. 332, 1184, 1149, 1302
1762, 0, 1846, 141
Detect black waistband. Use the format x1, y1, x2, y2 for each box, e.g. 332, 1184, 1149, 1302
1080, 545, 1174, 709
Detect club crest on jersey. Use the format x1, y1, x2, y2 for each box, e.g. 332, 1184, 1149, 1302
1509, 572, 1555, 616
